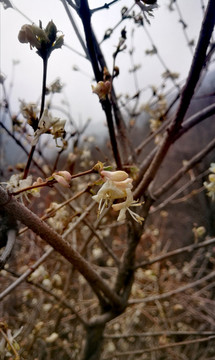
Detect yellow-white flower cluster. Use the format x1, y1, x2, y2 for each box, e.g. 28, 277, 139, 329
47, 202, 70, 233
3, 174, 40, 202
204, 163, 215, 201
92, 170, 144, 224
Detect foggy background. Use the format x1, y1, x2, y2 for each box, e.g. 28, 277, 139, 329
1, 0, 205, 126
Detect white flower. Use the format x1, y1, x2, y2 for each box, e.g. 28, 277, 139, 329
4, 174, 32, 202
32, 109, 66, 146
112, 188, 144, 224
1, 174, 41, 202
204, 162, 215, 201
45, 332, 58, 343
47, 202, 70, 233
209, 163, 215, 173
92, 170, 144, 223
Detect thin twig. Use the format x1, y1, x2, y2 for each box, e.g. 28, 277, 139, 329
103, 330, 215, 339
18, 184, 89, 235
0, 328, 20, 360
153, 136, 215, 199
134, 0, 215, 199
23, 57, 48, 179
0, 247, 53, 301
0, 121, 46, 176
61, 0, 89, 58
103, 335, 215, 358
4, 268, 88, 326
135, 237, 215, 269
91, 0, 119, 14
129, 269, 215, 304
150, 170, 208, 213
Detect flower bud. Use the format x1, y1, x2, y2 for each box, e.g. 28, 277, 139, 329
45, 20, 57, 43
52, 171, 72, 188
92, 81, 111, 100
209, 174, 215, 183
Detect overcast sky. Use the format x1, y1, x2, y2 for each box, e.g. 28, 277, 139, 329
0, 0, 207, 131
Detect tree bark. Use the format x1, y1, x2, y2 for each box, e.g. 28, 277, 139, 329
81, 323, 106, 360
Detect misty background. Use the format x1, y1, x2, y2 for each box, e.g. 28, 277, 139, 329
0, 0, 214, 168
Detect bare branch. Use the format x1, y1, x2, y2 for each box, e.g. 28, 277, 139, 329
134, 0, 215, 198
129, 269, 215, 304
103, 335, 215, 358
150, 170, 208, 213
0, 121, 46, 176
0, 186, 123, 308
0, 247, 53, 301
135, 237, 215, 269
61, 0, 89, 58
153, 136, 215, 199
104, 330, 215, 339
91, 0, 119, 14
4, 268, 88, 326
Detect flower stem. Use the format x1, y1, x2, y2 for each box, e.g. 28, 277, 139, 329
23, 56, 48, 179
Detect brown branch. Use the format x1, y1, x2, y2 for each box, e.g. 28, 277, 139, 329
153, 136, 215, 199
103, 330, 215, 339
0, 328, 20, 360
135, 237, 215, 269
18, 185, 89, 235
23, 56, 48, 179
135, 102, 215, 158
176, 102, 215, 139
134, 0, 215, 199
134, 102, 215, 190
0, 186, 123, 309
129, 269, 215, 304
83, 219, 121, 266
92, 28, 135, 165
103, 335, 215, 358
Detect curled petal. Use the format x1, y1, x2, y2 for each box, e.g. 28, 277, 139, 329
114, 178, 133, 189
101, 170, 128, 182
